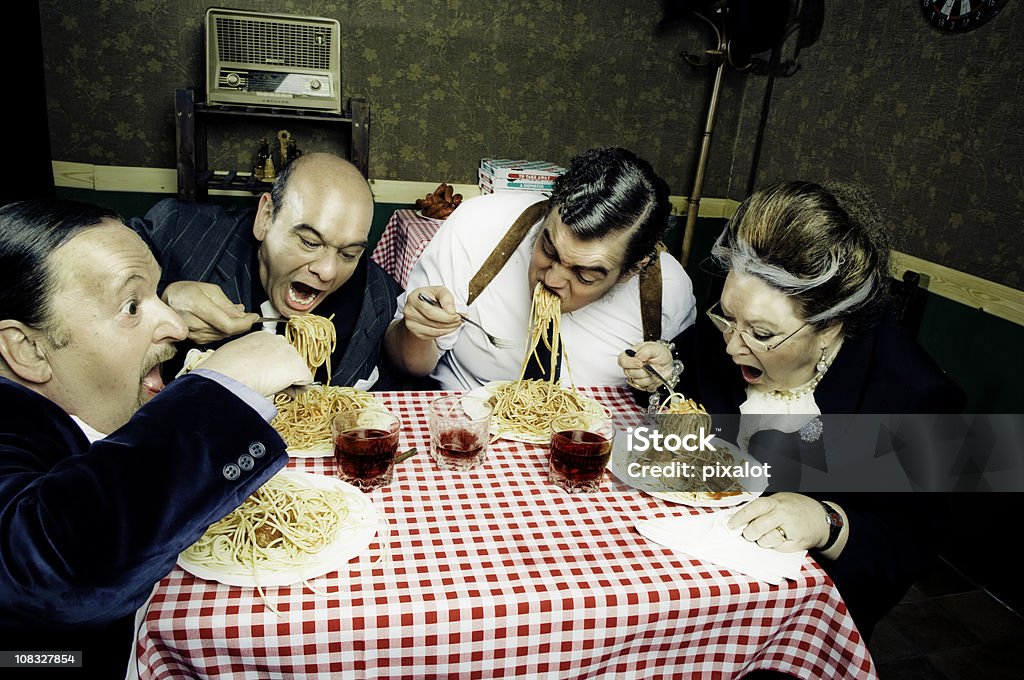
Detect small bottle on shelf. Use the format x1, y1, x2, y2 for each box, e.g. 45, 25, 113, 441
285, 139, 302, 167
253, 138, 270, 180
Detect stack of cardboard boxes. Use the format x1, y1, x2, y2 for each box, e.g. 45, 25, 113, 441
478, 158, 566, 195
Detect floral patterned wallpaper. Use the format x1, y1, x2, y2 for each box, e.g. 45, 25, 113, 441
38, 1, 1023, 288
38, 0, 716, 192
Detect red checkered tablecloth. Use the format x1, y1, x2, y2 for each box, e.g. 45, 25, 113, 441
136, 387, 876, 679
371, 209, 444, 288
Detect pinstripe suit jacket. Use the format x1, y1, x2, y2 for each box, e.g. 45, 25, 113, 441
127, 198, 402, 388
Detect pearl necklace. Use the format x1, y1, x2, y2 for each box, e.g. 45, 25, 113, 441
766, 371, 825, 401
764, 338, 843, 401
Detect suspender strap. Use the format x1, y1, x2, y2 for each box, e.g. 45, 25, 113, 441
466, 197, 664, 342
639, 256, 663, 342
467, 200, 549, 306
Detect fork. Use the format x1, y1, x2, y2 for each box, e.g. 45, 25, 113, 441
417, 293, 517, 349
624, 348, 677, 393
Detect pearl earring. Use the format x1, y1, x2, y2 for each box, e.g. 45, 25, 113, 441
815, 346, 829, 375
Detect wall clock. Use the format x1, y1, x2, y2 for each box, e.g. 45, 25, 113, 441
920, 0, 1009, 32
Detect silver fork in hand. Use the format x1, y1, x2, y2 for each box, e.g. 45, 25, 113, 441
417, 293, 517, 349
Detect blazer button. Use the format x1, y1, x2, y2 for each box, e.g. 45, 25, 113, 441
238, 454, 255, 471
222, 464, 240, 481
248, 442, 266, 458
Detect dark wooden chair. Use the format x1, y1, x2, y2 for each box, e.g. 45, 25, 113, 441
891, 269, 928, 337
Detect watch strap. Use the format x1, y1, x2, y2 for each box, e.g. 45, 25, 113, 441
819, 500, 843, 551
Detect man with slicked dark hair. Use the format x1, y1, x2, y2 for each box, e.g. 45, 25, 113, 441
386, 147, 696, 390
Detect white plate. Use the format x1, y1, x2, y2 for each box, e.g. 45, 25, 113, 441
466, 381, 608, 445
416, 209, 446, 222
287, 444, 334, 459
648, 489, 759, 508
610, 436, 766, 508
177, 471, 379, 587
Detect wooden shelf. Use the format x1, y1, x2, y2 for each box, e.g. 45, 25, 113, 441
196, 170, 272, 194
174, 88, 369, 201
194, 104, 354, 124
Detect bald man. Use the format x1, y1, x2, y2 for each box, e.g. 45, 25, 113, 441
128, 153, 402, 388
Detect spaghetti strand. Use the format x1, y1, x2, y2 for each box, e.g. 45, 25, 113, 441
490, 284, 603, 439
285, 314, 337, 382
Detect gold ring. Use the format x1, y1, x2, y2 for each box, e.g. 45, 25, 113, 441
776, 526, 787, 541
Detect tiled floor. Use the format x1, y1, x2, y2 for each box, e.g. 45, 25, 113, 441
870, 558, 1024, 679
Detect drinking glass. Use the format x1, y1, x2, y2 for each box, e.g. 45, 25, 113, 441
331, 408, 401, 490
548, 413, 615, 493
428, 395, 493, 471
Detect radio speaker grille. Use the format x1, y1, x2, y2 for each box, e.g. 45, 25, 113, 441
215, 16, 333, 70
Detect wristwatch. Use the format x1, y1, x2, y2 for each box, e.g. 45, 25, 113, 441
819, 501, 844, 551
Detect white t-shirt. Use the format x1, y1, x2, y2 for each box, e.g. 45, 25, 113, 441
396, 192, 697, 390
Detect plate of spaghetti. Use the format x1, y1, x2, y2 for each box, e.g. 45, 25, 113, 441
272, 385, 384, 457
609, 434, 765, 508
467, 379, 608, 445
610, 394, 765, 507
655, 397, 760, 506
178, 470, 378, 587
463, 283, 607, 444
271, 313, 389, 456
650, 490, 755, 508
649, 459, 762, 508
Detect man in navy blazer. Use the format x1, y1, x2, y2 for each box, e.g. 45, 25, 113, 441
128, 153, 402, 389
0, 200, 313, 676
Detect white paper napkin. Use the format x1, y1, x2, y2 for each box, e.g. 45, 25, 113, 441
636, 509, 808, 585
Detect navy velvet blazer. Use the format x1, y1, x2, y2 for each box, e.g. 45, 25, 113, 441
672, 312, 966, 636
0, 375, 287, 659
128, 198, 402, 388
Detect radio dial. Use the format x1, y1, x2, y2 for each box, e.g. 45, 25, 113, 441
225, 73, 241, 87
309, 79, 322, 91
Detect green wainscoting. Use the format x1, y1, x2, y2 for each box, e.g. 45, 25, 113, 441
915, 293, 1024, 413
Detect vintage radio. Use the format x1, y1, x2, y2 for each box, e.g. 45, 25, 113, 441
205, 7, 341, 113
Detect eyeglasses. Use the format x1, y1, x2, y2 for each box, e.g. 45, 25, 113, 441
705, 302, 807, 353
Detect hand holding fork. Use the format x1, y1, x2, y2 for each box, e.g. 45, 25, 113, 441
416, 292, 516, 349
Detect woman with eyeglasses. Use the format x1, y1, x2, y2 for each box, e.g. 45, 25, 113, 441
619, 181, 964, 639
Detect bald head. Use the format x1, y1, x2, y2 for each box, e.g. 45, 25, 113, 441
270, 153, 372, 220
252, 153, 375, 317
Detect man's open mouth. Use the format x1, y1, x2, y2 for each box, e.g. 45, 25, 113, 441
286, 282, 323, 311
142, 364, 166, 396
536, 281, 562, 301
142, 346, 177, 398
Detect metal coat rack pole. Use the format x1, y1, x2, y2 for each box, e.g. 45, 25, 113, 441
680, 15, 729, 268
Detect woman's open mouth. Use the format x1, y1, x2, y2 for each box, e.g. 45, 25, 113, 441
739, 365, 763, 384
